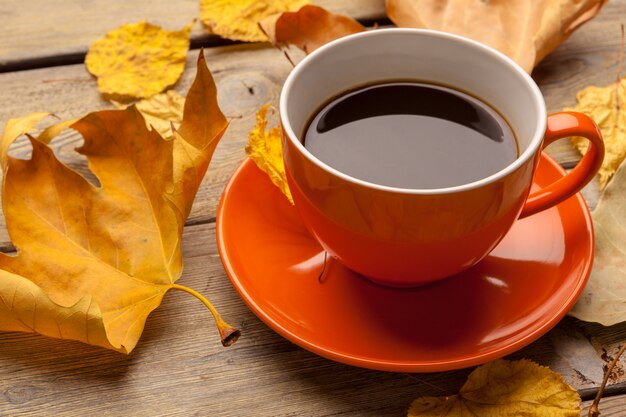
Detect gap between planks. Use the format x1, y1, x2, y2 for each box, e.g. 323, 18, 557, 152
0, 16, 391, 73
0, 21, 389, 73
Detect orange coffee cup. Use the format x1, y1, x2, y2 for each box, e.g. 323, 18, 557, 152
279, 29, 604, 287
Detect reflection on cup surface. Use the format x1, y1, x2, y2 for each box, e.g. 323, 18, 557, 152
279, 28, 604, 286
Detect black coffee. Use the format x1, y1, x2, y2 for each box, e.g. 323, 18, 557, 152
303, 82, 517, 189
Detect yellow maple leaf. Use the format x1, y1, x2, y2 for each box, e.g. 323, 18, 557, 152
85, 21, 193, 101
199, 0, 308, 42
112, 90, 186, 140
387, 0, 606, 73
246, 104, 293, 204
259, 5, 365, 54
408, 359, 581, 417
569, 78, 626, 188
0, 51, 237, 353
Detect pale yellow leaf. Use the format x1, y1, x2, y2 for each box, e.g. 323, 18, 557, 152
408, 359, 580, 417
386, 0, 607, 73
113, 90, 186, 140
85, 21, 193, 101
246, 104, 293, 203
568, 78, 626, 188
569, 161, 626, 325
200, 0, 308, 42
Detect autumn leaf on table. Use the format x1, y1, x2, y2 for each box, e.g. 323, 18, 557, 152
0, 52, 238, 354
0, 112, 50, 168
85, 21, 193, 101
386, 0, 607, 73
113, 90, 186, 140
568, 78, 626, 188
199, 0, 308, 42
246, 104, 293, 204
408, 359, 581, 417
569, 161, 626, 326
260, 5, 365, 54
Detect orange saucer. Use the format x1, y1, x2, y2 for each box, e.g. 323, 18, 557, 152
216, 155, 593, 372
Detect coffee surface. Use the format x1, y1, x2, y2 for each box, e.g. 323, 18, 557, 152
303, 82, 517, 189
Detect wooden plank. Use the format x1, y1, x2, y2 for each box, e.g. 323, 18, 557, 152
0, 221, 469, 417
0, 220, 621, 416
0, 0, 620, 247
0, 45, 294, 249
574, 319, 626, 389
1, 4, 624, 412
0, 59, 605, 259
582, 395, 626, 416
0, 0, 386, 69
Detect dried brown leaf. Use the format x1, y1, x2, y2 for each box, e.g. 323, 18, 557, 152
260, 5, 365, 54
386, 0, 607, 73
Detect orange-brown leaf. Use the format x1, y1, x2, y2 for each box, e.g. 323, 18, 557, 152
261, 5, 365, 54
0, 52, 234, 353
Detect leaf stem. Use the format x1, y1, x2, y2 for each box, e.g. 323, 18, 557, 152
588, 343, 626, 417
171, 283, 240, 347
256, 22, 296, 68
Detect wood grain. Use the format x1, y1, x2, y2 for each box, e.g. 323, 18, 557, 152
0, 220, 620, 416
582, 395, 626, 416
0, 0, 621, 247
1, 0, 625, 415
0, 0, 386, 70
0, 221, 469, 417
0, 45, 295, 249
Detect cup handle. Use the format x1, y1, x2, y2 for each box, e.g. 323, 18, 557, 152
519, 111, 604, 219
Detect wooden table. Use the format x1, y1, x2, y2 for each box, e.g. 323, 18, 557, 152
1, 1, 626, 415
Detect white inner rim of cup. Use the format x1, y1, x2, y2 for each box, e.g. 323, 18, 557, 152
279, 28, 547, 195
